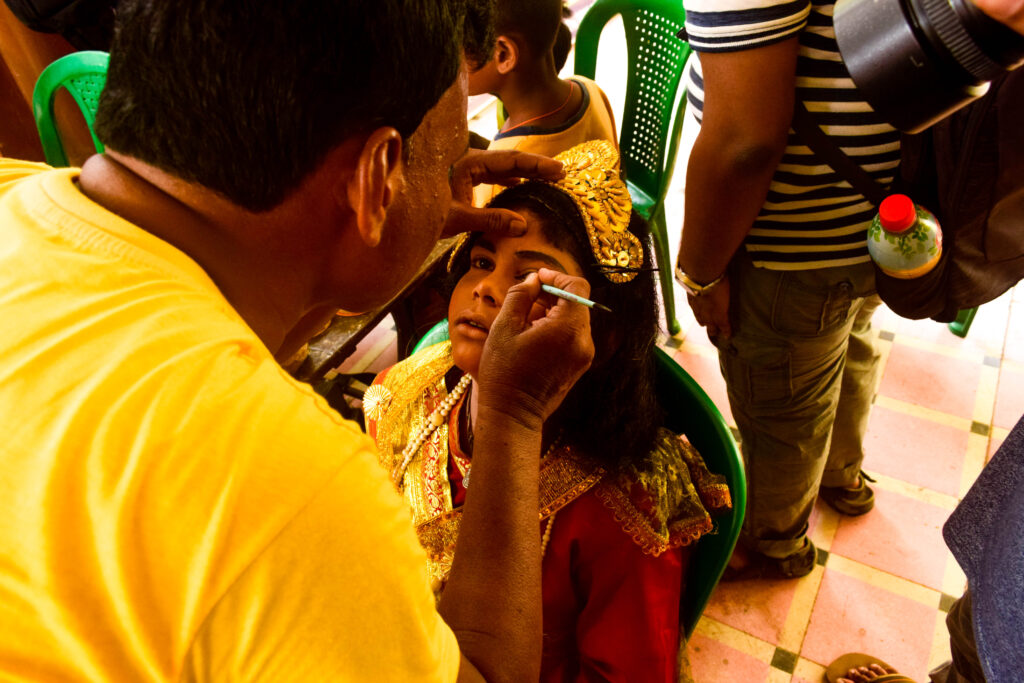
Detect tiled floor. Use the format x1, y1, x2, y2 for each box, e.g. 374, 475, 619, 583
329, 9, 1024, 680
669, 283, 1023, 683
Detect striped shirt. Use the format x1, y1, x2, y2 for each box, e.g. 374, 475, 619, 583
684, 0, 900, 270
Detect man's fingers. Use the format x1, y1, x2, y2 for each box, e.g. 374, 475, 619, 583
535, 268, 591, 299
494, 273, 543, 331
443, 204, 527, 238
454, 149, 565, 188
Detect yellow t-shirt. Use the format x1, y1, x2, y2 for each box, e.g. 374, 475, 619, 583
474, 76, 619, 207
0, 159, 459, 681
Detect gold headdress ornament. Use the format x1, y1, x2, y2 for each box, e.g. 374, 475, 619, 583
447, 139, 641, 282
549, 140, 640, 283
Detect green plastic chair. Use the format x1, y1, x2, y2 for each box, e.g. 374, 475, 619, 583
32, 51, 109, 167
948, 307, 977, 338
653, 346, 745, 639
574, 0, 693, 336
411, 321, 746, 640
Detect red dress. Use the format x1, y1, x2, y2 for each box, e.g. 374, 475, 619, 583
366, 342, 730, 682
448, 428, 695, 682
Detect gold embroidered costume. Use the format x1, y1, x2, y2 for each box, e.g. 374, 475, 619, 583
364, 341, 731, 588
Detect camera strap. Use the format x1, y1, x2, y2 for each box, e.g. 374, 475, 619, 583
791, 100, 890, 207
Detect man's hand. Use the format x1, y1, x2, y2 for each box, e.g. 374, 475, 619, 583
476, 268, 595, 430
687, 276, 732, 340
443, 149, 565, 238
972, 0, 1024, 34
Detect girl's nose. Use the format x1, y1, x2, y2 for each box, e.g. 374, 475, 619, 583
473, 272, 506, 307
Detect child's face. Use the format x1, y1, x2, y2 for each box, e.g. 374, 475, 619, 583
447, 207, 584, 377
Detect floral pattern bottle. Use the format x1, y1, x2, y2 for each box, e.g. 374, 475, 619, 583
868, 194, 943, 279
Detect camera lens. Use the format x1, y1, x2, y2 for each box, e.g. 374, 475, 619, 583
834, 0, 1024, 133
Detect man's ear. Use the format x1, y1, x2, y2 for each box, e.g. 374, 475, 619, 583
342, 127, 404, 247
494, 35, 518, 75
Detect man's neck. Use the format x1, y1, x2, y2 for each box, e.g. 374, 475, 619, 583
77, 152, 322, 358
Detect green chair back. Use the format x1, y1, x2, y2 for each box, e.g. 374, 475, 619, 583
412, 321, 746, 640
947, 307, 977, 338
32, 51, 109, 167
574, 0, 693, 335
653, 346, 745, 639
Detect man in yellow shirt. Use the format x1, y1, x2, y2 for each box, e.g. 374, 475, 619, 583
0, 2, 594, 681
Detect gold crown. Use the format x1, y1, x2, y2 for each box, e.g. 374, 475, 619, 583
447, 140, 641, 281
549, 140, 640, 283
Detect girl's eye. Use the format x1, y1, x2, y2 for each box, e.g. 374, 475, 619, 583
514, 269, 539, 282
470, 256, 494, 271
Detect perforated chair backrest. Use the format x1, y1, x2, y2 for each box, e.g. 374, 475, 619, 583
32, 51, 109, 167
412, 322, 745, 640
574, 0, 692, 203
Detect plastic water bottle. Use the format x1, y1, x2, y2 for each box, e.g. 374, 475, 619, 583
867, 194, 943, 279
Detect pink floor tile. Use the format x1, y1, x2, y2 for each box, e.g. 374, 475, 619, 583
993, 366, 1024, 431
1004, 303, 1024, 364
894, 316, 982, 352
685, 327, 718, 349
988, 435, 1005, 463
687, 634, 771, 683
830, 487, 950, 590
862, 405, 968, 496
672, 348, 734, 426
877, 344, 981, 420
961, 298, 1012, 355
702, 575, 798, 646
801, 570, 937, 682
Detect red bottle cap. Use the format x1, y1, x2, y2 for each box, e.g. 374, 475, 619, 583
879, 194, 916, 233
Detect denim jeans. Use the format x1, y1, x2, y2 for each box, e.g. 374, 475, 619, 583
713, 251, 882, 558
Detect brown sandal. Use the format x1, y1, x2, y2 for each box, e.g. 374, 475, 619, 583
721, 538, 817, 581
825, 653, 916, 683
820, 470, 876, 516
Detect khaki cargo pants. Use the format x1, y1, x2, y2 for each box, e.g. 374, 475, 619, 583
713, 250, 883, 559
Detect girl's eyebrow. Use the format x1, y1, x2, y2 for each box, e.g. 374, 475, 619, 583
514, 250, 567, 272
475, 237, 568, 272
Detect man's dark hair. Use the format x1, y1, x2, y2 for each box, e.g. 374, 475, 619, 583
95, 1, 491, 212
495, 0, 562, 58
455, 181, 663, 474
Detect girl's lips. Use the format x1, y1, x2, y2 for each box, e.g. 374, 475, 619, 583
454, 315, 490, 341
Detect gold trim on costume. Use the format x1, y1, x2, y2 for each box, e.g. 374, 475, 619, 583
362, 384, 393, 423
593, 431, 733, 557
366, 343, 733, 588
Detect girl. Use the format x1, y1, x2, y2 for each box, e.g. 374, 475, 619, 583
364, 141, 729, 682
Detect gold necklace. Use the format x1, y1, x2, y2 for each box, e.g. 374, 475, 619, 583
393, 374, 472, 487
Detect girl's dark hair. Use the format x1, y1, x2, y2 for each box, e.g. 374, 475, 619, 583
452, 181, 663, 472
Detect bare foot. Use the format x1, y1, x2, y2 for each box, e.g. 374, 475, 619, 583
727, 546, 752, 571
838, 663, 910, 683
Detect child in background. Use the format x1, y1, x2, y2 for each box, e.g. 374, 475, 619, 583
470, 0, 618, 206
364, 142, 730, 682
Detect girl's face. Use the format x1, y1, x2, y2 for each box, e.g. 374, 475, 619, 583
447, 207, 584, 377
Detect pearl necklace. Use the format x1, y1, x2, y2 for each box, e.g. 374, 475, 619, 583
393, 374, 472, 487
541, 512, 557, 558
